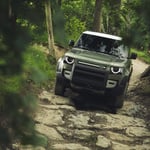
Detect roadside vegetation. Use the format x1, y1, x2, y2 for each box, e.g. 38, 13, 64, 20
23, 45, 56, 90
132, 49, 150, 64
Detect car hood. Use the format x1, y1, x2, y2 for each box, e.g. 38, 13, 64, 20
65, 48, 128, 67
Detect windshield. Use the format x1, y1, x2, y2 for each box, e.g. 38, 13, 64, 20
74, 33, 129, 58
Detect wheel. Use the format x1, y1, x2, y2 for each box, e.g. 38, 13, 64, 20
54, 75, 66, 96
113, 94, 124, 108
106, 93, 124, 108
106, 81, 129, 108
114, 81, 129, 108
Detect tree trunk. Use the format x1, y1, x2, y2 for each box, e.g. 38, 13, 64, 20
109, 0, 121, 35
57, 0, 62, 7
45, 0, 55, 57
93, 0, 103, 32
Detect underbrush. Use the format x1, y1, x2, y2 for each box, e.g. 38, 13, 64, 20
23, 45, 56, 91
131, 49, 150, 64
0, 44, 54, 148
0, 44, 56, 96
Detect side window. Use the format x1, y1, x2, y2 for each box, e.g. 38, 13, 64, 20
119, 45, 129, 58
75, 34, 90, 48
74, 35, 84, 47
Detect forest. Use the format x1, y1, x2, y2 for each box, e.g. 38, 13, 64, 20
0, 0, 150, 149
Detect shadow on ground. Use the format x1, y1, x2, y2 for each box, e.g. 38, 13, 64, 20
65, 89, 117, 114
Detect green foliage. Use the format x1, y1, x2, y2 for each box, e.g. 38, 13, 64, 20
0, 43, 55, 148
21, 133, 48, 147
23, 44, 56, 86
120, 0, 150, 49
102, 0, 122, 34
131, 49, 150, 64
65, 16, 86, 40
138, 0, 150, 28
0, 76, 22, 93
62, 0, 94, 40
16, 14, 47, 45
60, 0, 150, 50
28, 23, 48, 44
52, 2, 67, 46
0, 0, 52, 149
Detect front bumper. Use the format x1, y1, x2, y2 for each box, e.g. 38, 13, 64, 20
59, 60, 127, 93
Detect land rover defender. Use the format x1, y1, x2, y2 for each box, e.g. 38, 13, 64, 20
54, 31, 137, 108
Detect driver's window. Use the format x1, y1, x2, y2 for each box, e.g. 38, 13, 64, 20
75, 34, 95, 50
119, 45, 129, 58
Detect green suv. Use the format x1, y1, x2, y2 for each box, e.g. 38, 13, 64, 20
54, 31, 137, 108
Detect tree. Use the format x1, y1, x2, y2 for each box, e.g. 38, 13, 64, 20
61, 0, 93, 39
102, 0, 121, 34
93, 0, 103, 32
57, 0, 62, 6
134, 0, 150, 50
120, 0, 150, 49
52, 0, 66, 46
0, 0, 44, 149
44, 0, 55, 57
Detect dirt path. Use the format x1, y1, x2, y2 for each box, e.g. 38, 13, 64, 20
129, 59, 149, 89
21, 59, 150, 150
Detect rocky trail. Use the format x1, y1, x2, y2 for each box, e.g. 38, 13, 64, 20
22, 59, 150, 150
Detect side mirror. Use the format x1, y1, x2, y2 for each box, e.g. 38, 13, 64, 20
69, 40, 75, 47
130, 52, 137, 59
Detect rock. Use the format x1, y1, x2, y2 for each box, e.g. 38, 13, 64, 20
143, 138, 150, 144
35, 108, 64, 126
96, 135, 111, 148
112, 142, 133, 150
36, 124, 64, 141
56, 127, 95, 140
52, 143, 90, 150
73, 129, 95, 140
126, 127, 150, 137
19, 145, 45, 150
39, 91, 71, 105
68, 114, 90, 128
93, 114, 146, 129
117, 101, 147, 117
39, 104, 75, 111
107, 131, 134, 142
33, 59, 150, 150
112, 142, 150, 150
56, 127, 73, 137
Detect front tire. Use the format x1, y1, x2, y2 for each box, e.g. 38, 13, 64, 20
54, 75, 66, 96
113, 94, 124, 108
107, 81, 129, 108
114, 81, 129, 108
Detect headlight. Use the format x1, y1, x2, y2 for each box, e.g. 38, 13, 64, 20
56, 58, 64, 72
65, 56, 75, 65
111, 67, 123, 74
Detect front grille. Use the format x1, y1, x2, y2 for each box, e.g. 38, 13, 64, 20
72, 63, 107, 90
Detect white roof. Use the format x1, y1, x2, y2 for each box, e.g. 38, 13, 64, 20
83, 31, 122, 41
